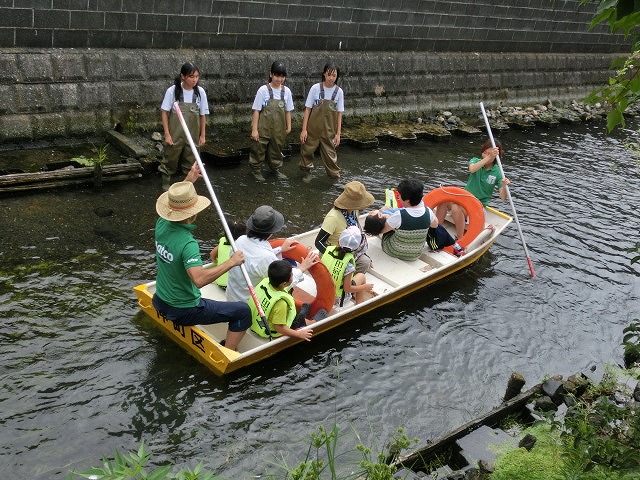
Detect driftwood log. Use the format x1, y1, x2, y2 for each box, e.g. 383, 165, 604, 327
0, 162, 143, 194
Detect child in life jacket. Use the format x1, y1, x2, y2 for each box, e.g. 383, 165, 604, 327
376, 188, 465, 256
249, 260, 313, 341
321, 226, 375, 306
209, 220, 246, 287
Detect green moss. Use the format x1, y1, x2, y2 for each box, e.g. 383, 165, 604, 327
491, 424, 564, 480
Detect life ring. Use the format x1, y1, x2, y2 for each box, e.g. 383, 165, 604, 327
423, 186, 485, 255
269, 238, 335, 319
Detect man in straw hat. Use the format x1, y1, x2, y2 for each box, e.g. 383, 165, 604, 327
152, 167, 251, 351
314, 181, 375, 274
226, 205, 319, 304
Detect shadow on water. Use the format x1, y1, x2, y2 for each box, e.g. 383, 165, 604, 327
0, 120, 639, 479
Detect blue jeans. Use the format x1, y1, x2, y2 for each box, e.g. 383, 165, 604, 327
152, 294, 251, 332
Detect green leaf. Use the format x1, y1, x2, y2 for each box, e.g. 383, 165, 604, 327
607, 108, 626, 131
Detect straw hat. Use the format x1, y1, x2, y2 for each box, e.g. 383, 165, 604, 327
334, 181, 375, 210
247, 205, 285, 234
156, 181, 211, 221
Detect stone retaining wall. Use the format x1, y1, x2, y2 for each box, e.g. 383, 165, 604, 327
0, 1, 627, 53
0, 48, 621, 145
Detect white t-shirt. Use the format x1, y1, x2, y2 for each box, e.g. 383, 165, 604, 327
226, 235, 304, 302
251, 84, 294, 112
304, 83, 344, 112
387, 204, 435, 229
161, 85, 209, 116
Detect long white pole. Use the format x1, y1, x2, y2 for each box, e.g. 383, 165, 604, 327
172, 102, 273, 336
479, 102, 536, 277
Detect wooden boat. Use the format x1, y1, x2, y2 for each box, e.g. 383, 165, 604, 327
133, 187, 512, 376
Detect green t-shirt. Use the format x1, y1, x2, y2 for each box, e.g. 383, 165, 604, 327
154, 217, 203, 308
465, 157, 504, 206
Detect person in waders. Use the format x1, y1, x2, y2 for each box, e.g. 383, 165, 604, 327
249, 61, 294, 182
159, 62, 209, 191
299, 63, 344, 183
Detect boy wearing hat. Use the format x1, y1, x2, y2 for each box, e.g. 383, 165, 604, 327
315, 181, 374, 274
321, 226, 375, 306
152, 167, 251, 351
226, 205, 319, 303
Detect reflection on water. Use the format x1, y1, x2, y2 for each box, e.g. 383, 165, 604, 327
0, 121, 639, 479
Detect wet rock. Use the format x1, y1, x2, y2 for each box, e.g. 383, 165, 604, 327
503, 371, 526, 401
93, 206, 114, 217
533, 395, 557, 412
518, 433, 537, 451
542, 378, 566, 405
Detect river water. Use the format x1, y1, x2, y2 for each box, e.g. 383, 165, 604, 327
1, 120, 639, 479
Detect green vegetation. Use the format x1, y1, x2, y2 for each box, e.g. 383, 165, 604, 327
66, 441, 222, 480
491, 366, 640, 480
581, 0, 640, 131
72, 144, 109, 167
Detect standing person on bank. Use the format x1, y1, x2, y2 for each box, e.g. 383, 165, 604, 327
299, 63, 344, 183
435, 139, 511, 242
249, 61, 294, 182
152, 164, 251, 351
159, 62, 209, 191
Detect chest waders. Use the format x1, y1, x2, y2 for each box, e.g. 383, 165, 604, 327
249, 85, 286, 174
299, 84, 341, 179
161, 97, 201, 182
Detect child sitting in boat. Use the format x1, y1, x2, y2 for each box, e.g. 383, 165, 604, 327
321, 226, 375, 306
249, 260, 314, 340
209, 219, 246, 288
377, 189, 465, 255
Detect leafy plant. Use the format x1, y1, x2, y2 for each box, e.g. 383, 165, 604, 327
581, 1, 640, 131
66, 441, 222, 480
71, 144, 109, 167
623, 321, 640, 367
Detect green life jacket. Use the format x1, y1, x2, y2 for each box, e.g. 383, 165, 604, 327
321, 246, 355, 300
249, 277, 296, 338
213, 237, 232, 287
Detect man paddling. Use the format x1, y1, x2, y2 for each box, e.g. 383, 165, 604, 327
152, 163, 251, 351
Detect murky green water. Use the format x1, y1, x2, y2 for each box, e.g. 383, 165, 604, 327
0, 121, 638, 479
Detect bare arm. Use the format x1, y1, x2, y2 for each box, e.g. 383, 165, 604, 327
187, 250, 244, 288
161, 110, 174, 145
274, 323, 313, 341
285, 110, 291, 134
300, 107, 312, 143
469, 147, 500, 173
250, 110, 260, 141
334, 111, 342, 147
198, 114, 206, 146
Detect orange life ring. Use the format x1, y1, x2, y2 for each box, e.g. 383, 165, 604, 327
423, 186, 485, 255
269, 238, 335, 319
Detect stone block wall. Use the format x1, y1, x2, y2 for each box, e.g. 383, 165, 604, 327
0, 1, 630, 143
0, 49, 621, 144
0, 0, 628, 53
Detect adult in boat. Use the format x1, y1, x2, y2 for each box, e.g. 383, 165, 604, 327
226, 205, 319, 303
436, 139, 511, 240
152, 164, 251, 351
314, 180, 374, 274
365, 178, 438, 261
